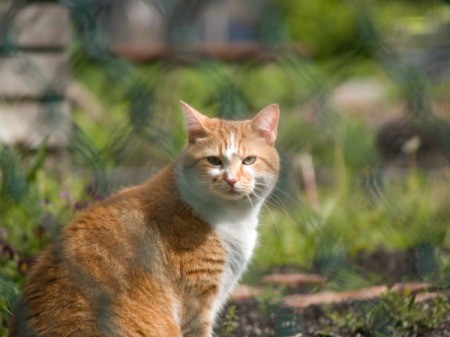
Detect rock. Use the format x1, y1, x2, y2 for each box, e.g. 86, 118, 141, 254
330, 77, 401, 130
0, 52, 70, 99
8, 3, 71, 49
0, 101, 71, 148
331, 78, 386, 112
391, 282, 431, 294
231, 284, 263, 301
284, 285, 388, 309
260, 273, 326, 288
284, 282, 433, 310
415, 289, 450, 303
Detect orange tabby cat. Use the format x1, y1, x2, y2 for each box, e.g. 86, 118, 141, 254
8, 102, 280, 337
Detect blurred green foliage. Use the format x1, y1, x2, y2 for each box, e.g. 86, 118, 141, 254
255, 158, 450, 271
328, 290, 450, 335
278, 0, 361, 58
2, 0, 450, 334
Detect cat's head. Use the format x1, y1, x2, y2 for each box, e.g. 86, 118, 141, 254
177, 102, 280, 204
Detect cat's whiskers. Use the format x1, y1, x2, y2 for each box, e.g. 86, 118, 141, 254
254, 182, 296, 209
255, 182, 293, 199
245, 194, 256, 212
262, 200, 282, 240
12, 102, 282, 337
252, 186, 284, 208
251, 186, 299, 229
246, 188, 282, 240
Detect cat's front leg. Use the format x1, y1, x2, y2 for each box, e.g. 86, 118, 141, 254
182, 310, 214, 337
181, 290, 218, 337
183, 322, 213, 337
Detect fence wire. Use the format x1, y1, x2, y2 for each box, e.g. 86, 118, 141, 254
1, 0, 450, 336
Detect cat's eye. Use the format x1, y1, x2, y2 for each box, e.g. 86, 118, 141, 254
207, 156, 222, 166
242, 156, 256, 165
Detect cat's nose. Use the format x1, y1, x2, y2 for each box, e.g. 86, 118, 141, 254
225, 178, 237, 187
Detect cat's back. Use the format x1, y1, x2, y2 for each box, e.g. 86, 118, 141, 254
9, 165, 223, 337
9, 102, 282, 337
54, 164, 184, 290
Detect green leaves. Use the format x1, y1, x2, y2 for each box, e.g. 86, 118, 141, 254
329, 290, 450, 335
0, 146, 29, 202
0, 274, 19, 332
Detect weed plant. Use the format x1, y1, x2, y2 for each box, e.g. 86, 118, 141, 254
328, 291, 450, 336
2, 88, 450, 336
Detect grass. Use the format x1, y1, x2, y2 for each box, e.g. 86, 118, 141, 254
251, 167, 450, 279
2, 103, 450, 334
217, 305, 239, 337
1, 1, 449, 335
327, 291, 450, 336
8, 123, 450, 330
3, 20, 450, 334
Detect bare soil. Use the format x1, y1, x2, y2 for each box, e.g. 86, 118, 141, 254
217, 297, 450, 337
215, 248, 450, 337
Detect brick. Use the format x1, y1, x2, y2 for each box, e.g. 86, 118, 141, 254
109, 0, 167, 61
0, 101, 71, 148
0, 52, 70, 99
283, 282, 433, 310
8, 3, 71, 49
231, 284, 263, 301
391, 282, 431, 295
260, 273, 326, 288
284, 285, 387, 310
415, 289, 450, 303
0, 1, 13, 13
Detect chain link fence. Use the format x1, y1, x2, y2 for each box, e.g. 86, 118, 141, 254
1, 0, 450, 336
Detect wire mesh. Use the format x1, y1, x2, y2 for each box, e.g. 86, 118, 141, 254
1, 0, 450, 336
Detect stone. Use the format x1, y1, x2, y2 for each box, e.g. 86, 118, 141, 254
415, 289, 450, 303
0, 52, 70, 99
260, 273, 326, 288
8, 3, 71, 49
331, 78, 386, 112
283, 282, 433, 310
284, 285, 388, 310
0, 1, 13, 13
391, 282, 431, 295
231, 284, 263, 301
0, 101, 71, 148
109, 0, 167, 61
330, 77, 401, 130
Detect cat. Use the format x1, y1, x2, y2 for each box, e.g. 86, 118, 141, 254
8, 102, 280, 337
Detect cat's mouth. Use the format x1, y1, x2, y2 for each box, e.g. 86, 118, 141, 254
208, 180, 254, 201
215, 186, 250, 201
226, 188, 241, 195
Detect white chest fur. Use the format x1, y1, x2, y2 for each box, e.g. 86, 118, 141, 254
200, 207, 259, 320
175, 163, 266, 319
211, 210, 259, 316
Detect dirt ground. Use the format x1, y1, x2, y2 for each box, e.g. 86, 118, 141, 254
215, 248, 450, 337
216, 296, 450, 337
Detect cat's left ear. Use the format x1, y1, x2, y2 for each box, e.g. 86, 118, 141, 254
251, 104, 280, 144
180, 101, 209, 143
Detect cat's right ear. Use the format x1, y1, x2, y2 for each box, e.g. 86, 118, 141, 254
180, 101, 209, 143
251, 104, 280, 144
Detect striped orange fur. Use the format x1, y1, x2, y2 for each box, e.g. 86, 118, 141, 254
8, 103, 280, 337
